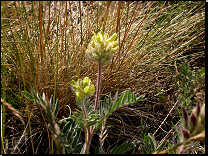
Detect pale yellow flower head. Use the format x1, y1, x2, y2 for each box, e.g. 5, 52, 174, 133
86, 30, 118, 64
71, 77, 95, 100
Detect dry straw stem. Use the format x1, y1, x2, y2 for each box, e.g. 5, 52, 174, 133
153, 100, 178, 136
1, 98, 25, 125
154, 130, 205, 154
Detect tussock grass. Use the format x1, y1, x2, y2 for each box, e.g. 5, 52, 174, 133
1, 1, 205, 154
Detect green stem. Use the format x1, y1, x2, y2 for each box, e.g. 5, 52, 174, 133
85, 128, 90, 154
81, 97, 89, 154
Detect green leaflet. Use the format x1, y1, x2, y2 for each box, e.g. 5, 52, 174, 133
71, 128, 81, 149
147, 133, 156, 152
109, 141, 136, 154
60, 118, 82, 153
62, 120, 73, 133
54, 99, 59, 118
22, 91, 35, 101
96, 90, 144, 131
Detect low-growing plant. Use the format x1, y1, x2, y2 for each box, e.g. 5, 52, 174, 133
150, 63, 205, 154
141, 100, 205, 154
166, 62, 205, 109
22, 31, 144, 154
154, 102, 205, 154
23, 31, 205, 155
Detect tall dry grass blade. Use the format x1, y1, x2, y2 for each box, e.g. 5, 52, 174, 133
79, 1, 83, 46
6, 4, 35, 151
119, 2, 141, 55
64, 1, 67, 67
78, 1, 85, 79
116, 1, 121, 62
39, 1, 47, 96
116, 1, 121, 33
102, 1, 111, 32
69, 1, 76, 71
1, 99, 25, 125
121, 1, 166, 68
126, 2, 154, 56
39, 1, 44, 65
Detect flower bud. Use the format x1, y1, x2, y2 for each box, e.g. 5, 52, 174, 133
112, 41, 118, 48
192, 102, 201, 118
190, 113, 197, 126
104, 34, 109, 40
180, 103, 205, 142
181, 129, 190, 139
195, 102, 201, 116
72, 85, 78, 91
71, 79, 77, 86
182, 107, 188, 128
84, 85, 95, 95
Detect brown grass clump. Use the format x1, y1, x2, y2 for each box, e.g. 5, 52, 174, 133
1, 1, 205, 154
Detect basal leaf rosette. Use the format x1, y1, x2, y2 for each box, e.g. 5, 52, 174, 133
71, 77, 95, 100
86, 30, 119, 64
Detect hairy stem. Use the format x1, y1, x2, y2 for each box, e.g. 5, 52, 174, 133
81, 98, 89, 154
86, 59, 102, 153
94, 59, 102, 111
81, 98, 87, 119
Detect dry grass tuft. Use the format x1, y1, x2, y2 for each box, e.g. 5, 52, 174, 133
1, 1, 205, 154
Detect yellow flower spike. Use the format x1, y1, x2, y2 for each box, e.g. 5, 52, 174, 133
86, 31, 118, 64
71, 77, 95, 100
